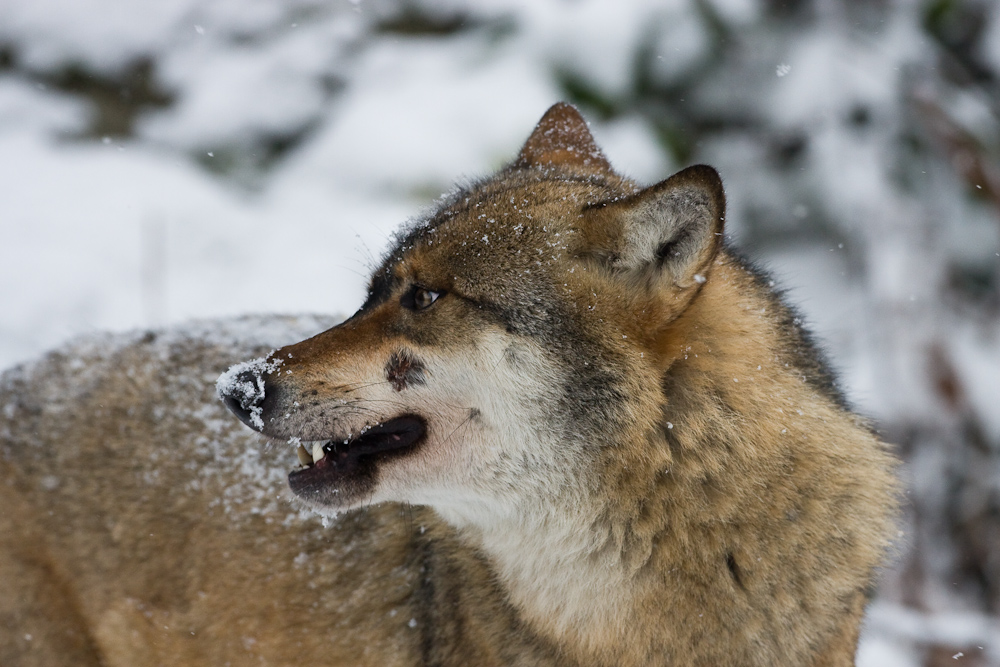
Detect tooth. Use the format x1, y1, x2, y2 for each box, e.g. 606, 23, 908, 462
312, 442, 325, 464
297, 444, 311, 466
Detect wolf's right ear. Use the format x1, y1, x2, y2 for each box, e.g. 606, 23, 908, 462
582, 165, 725, 290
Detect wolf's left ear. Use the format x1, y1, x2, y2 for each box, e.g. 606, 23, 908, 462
583, 165, 725, 289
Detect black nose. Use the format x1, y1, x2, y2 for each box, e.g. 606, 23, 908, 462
218, 367, 268, 431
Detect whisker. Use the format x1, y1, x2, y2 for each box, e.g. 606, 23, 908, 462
440, 410, 476, 448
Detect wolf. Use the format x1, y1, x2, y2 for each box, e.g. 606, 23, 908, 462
0, 103, 896, 666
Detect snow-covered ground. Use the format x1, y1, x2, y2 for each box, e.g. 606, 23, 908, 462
2, 0, 999, 663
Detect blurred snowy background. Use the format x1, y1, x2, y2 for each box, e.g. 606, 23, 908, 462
1, 0, 999, 663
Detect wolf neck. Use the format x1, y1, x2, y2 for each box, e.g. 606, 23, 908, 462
455, 498, 642, 653
441, 256, 820, 661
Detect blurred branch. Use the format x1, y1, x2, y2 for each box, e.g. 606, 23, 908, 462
40, 58, 174, 139
912, 89, 1000, 222
927, 342, 990, 454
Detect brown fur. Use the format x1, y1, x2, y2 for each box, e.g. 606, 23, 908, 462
0, 104, 897, 666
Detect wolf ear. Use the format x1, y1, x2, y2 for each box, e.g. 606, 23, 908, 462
584, 165, 725, 289
516, 102, 612, 173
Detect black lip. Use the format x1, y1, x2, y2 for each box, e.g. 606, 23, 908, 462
287, 415, 427, 500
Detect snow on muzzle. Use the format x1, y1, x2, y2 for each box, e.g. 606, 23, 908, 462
216, 354, 282, 432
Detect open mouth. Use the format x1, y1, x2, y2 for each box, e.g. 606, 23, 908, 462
287, 415, 426, 499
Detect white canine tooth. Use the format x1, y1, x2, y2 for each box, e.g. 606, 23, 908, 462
312, 442, 325, 464
296, 444, 311, 466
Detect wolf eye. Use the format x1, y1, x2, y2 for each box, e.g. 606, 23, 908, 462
413, 288, 440, 309
402, 286, 443, 311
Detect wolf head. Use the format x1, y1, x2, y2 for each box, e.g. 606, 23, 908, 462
218, 103, 724, 526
